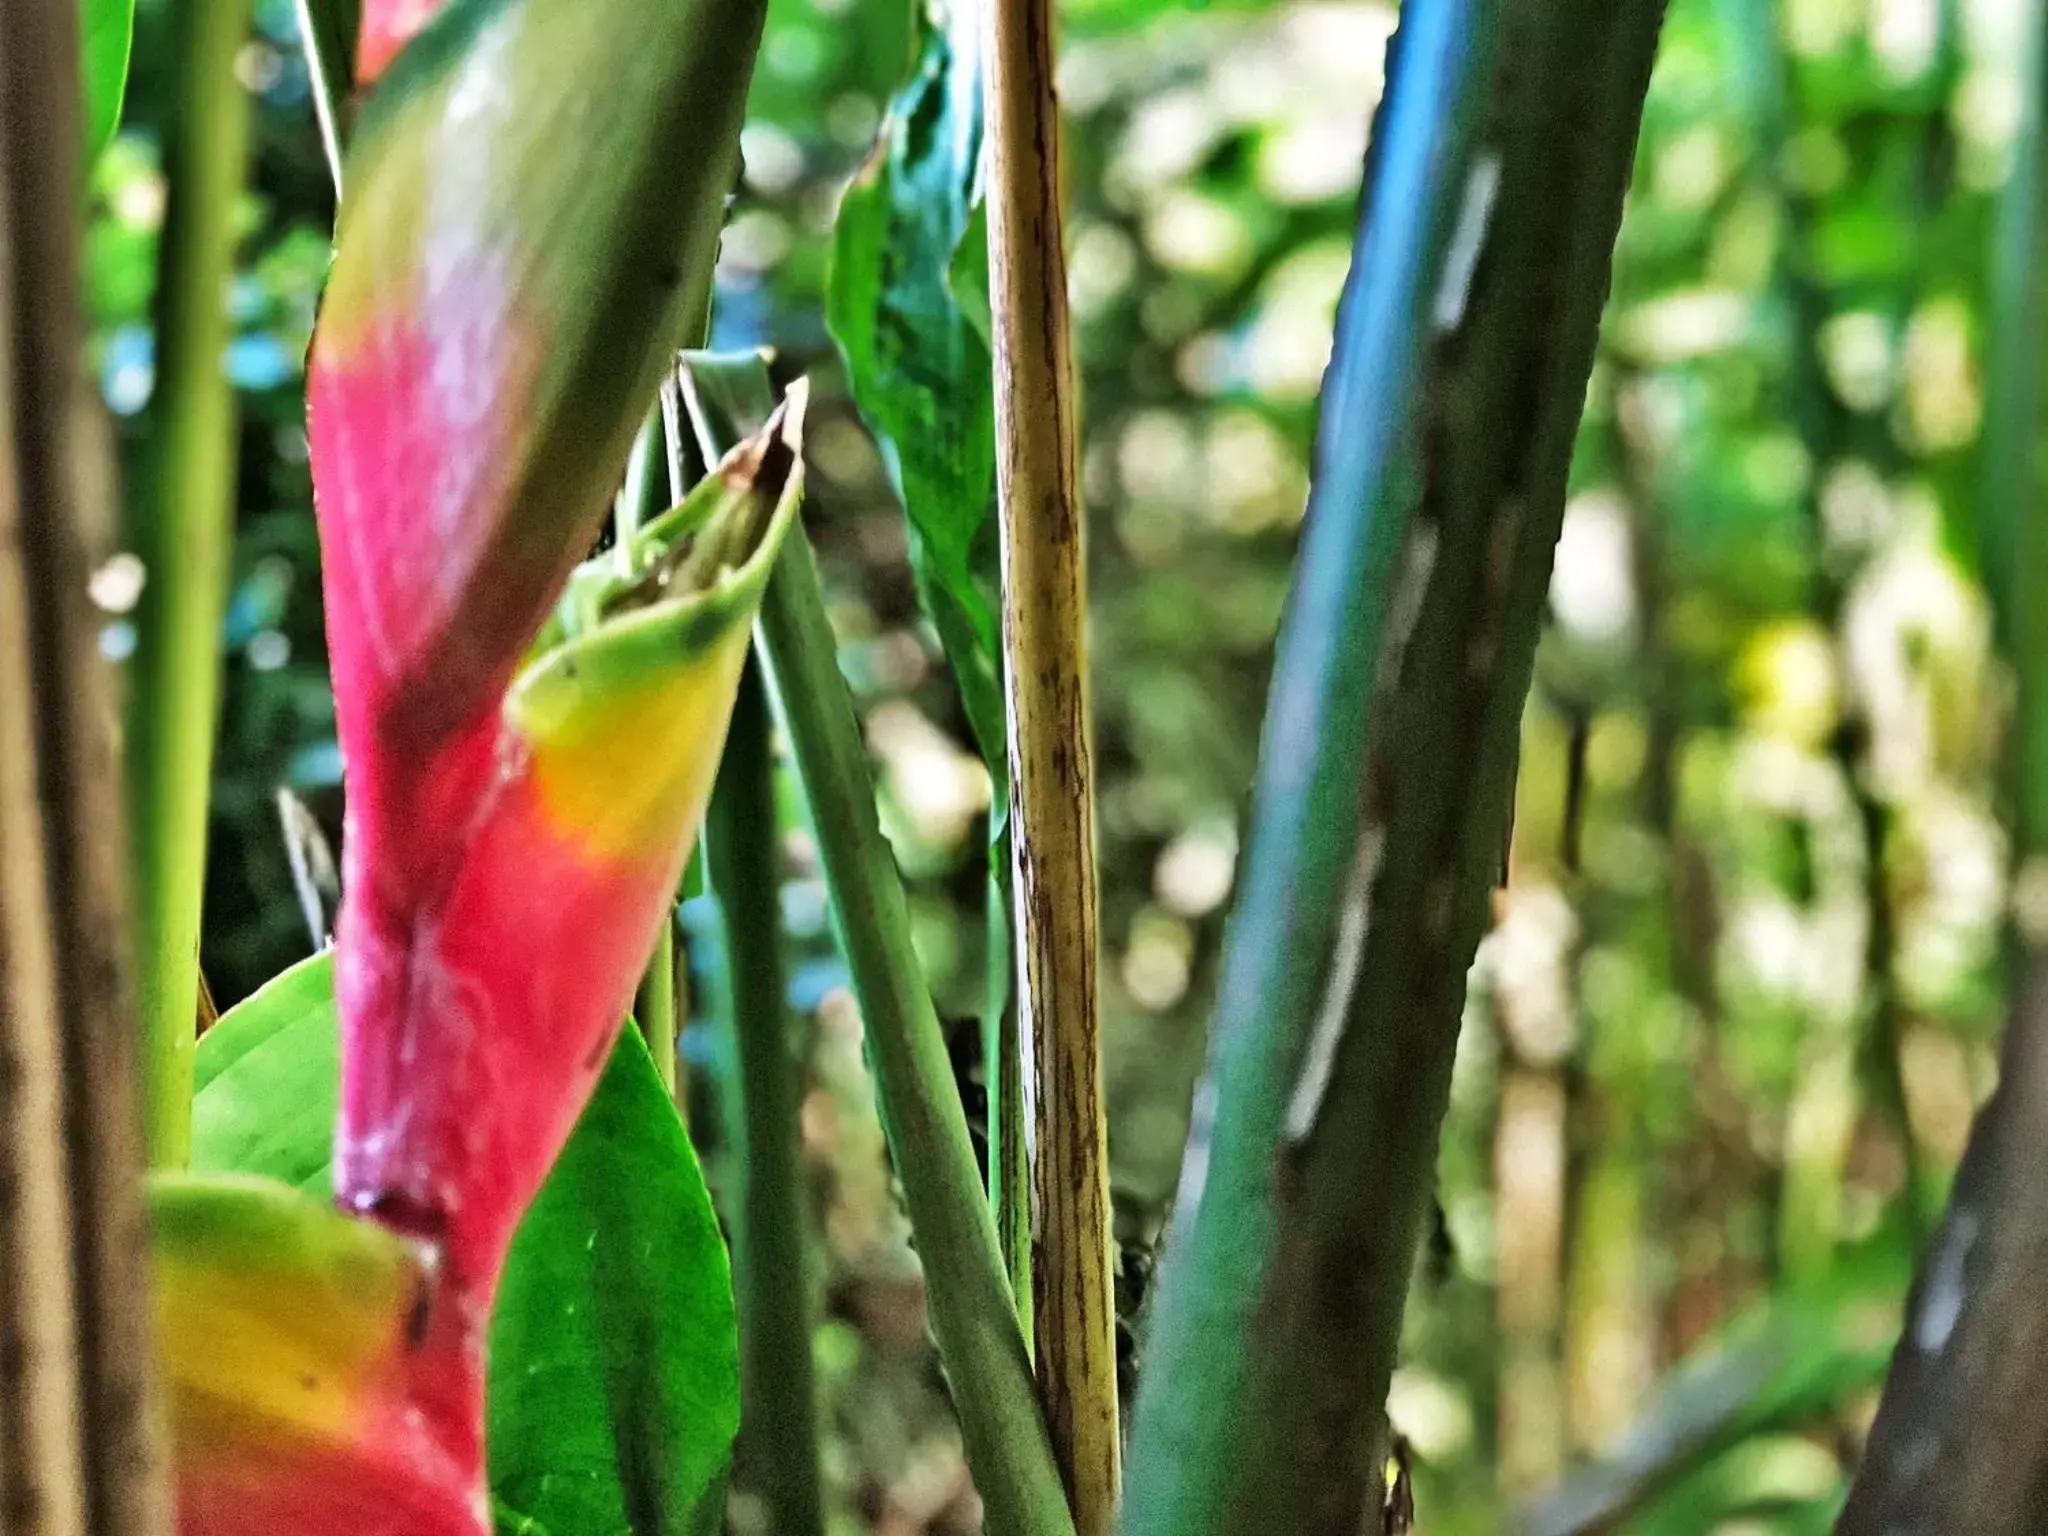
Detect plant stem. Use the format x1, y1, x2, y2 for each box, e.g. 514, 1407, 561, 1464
634, 916, 678, 1093
1984, 0, 2048, 856
707, 657, 825, 1536
0, 0, 171, 1525
752, 519, 1076, 1536
295, 0, 358, 193
127, 0, 255, 1170
618, 405, 679, 1089
986, 835, 1033, 1329
982, 0, 1116, 1519
1118, 0, 1666, 1529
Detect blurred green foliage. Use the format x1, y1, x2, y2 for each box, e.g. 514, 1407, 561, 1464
95, 0, 2035, 1527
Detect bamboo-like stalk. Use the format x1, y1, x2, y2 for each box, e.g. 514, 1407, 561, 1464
1118, 0, 1667, 1528
981, 0, 1117, 1520
750, 512, 1076, 1536
1494, 1062, 1567, 1496
295, 0, 359, 193
126, 0, 255, 1169
0, 1, 171, 1527
707, 658, 825, 1536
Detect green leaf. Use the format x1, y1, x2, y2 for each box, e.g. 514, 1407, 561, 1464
191, 954, 739, 1536
488, 1014, 739, 1536
190, 956, 339, 1196
826, 0, 1006, 789
80, 0, 134, 156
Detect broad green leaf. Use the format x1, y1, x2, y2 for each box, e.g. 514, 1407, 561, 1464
81, 0, 134, 156
826, 0, 1006, 789
489, 1022, 738, 1536
191, 954, 739, 1536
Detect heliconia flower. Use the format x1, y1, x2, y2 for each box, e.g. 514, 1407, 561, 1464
357, 0, 450, 84
331, 389, 808, 1300
156, 0, 786, 1522
155, 401, 808, 1533
313, 0, 760, 752
156, 400, 806, 1535
306, 0, 767, 1295
152, 1175, 487, 1536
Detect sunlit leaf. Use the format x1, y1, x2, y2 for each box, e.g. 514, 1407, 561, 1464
827, 0, 1005, 786
81, 0, 134, 156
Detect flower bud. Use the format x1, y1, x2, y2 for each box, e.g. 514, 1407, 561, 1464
332, 388, 808, 1297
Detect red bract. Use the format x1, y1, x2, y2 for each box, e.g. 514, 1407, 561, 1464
308, 0, 765, 1302
153, 1177, 490, 1536
358, 0, 449, 83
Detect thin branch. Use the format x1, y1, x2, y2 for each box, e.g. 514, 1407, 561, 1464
126, 0, 255, 1168
748, 496, 1076, 1536
982, 0, 1117, 1521
707, 658, 825, 1536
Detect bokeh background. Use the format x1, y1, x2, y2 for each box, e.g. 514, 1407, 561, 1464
97, 0, 2027, 1526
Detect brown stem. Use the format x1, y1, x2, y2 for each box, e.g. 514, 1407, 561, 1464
0, 2, 171, 1531
1837, 951, 2048, 1533
982, 0, 1118, 1522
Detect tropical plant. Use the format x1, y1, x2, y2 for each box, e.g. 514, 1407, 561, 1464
15, 0, 2048, 1530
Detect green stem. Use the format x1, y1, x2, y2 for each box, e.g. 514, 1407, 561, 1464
986, 834, 1032, 1331
127, 0, 255, 1169
1985, 0, 2048, 857
294, 0, 358, 194
707, 657, 825, 1536
634, 918, 677, 1094
618, 403, 678, 1089
754, 523, 1075, 1536
1118, 0, 1666, 1528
